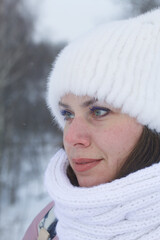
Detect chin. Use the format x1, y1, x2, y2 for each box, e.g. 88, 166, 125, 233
77, 176, 107, 188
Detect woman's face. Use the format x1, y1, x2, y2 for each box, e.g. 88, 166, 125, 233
60, 94, 143, 187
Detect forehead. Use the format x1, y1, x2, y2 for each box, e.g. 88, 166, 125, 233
60, 94, 96, 105
59, 94, 97, 110
59, 93, 119, 112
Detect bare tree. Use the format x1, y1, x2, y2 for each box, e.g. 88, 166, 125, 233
0, 0, 35, 207
0, 0, 64, 205
0, 0, 33, 157
130, 0, 160, 15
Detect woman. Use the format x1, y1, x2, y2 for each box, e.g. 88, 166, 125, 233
23, 8, 160, 240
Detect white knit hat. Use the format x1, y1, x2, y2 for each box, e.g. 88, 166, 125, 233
47, 8, 160, 132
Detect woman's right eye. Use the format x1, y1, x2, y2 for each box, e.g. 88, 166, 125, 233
60, 110, 74, 121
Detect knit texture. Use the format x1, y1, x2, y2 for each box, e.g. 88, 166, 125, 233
47, 8, 160, 132
45, 149, 160, 240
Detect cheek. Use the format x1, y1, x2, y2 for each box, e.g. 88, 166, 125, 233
94, 121, 142, 156
63, 132, 68, 150
63, 128, 73, 158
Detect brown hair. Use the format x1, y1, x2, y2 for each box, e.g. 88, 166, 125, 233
66, 126, 160, 186
116, 126, 160, 179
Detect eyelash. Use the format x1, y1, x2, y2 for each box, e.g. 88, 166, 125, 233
89, 106, 111, 118
60, 106, 111, 121
60, 110, 74, 121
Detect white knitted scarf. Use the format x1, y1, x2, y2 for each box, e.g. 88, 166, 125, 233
45, 149, 160, 240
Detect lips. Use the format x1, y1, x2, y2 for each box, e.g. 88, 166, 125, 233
72, 158, 103, 172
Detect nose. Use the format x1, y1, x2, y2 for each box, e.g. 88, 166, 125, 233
64, 117, 91, 148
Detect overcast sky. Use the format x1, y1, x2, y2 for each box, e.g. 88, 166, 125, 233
25, 0, 134, 43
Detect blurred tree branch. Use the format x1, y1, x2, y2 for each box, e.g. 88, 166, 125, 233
0, 0, 64, 204
130, 0, 160, 15
0, 0, 32, 160
0, 0, 34, 204
0, 0, 33, 89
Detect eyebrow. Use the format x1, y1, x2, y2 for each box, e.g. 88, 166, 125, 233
58, 98, 98, 108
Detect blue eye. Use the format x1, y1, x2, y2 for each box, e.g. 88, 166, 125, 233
90, 106, 110, 118
60, 110, 74, 121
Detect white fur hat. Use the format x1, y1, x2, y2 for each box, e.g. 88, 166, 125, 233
47, 9, 160, 132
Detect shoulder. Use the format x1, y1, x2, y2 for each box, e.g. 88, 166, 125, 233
22, 201, 55, 240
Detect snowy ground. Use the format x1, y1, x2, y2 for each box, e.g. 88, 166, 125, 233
1, 180, 51, 240
0, 132, 62, 240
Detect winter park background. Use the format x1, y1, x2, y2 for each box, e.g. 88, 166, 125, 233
1, 0, 160, 239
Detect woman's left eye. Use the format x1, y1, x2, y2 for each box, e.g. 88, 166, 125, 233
90, 106, 111, 118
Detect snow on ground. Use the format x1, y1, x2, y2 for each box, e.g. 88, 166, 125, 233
1, 180, 51, 240
0, 132, 62, 240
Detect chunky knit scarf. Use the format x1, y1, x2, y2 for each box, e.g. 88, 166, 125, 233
45, 149, 160, 240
